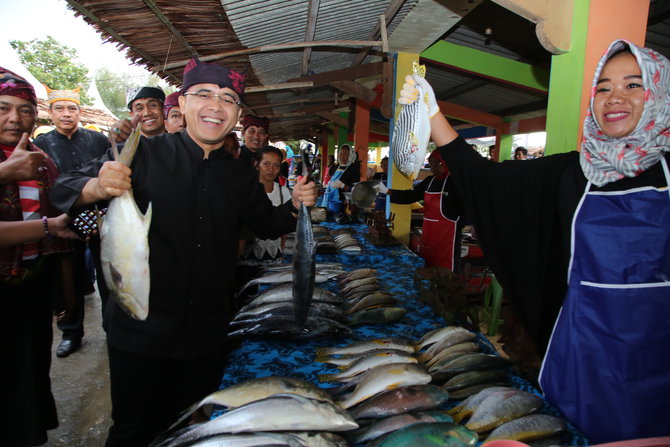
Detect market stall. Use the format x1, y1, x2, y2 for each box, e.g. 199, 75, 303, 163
218, 221, 590, 446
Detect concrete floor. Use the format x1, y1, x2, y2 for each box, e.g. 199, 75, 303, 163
47, 291, 111, 447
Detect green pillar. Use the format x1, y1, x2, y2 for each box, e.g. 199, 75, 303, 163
544, 0, 590, 155
499, 133, 514, 161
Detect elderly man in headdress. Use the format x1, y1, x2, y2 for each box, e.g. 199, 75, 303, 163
34, 85, 111, 358
0, 67, 76, 447
163, 91, 184, 133
109, 86, 166, 142
50, 58, 317, 447
239, 113, 269, 165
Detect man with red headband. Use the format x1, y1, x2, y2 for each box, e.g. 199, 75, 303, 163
163, 91, 184, 133
239, 114, 269, 165
50, 57, 317, 447
0, 67, 77, 447
376, 150, 465, 271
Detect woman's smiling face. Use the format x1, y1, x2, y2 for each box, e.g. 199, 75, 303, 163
593, 52, 645, 139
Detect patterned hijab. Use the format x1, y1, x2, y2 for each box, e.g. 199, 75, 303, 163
580, 40, 670, 186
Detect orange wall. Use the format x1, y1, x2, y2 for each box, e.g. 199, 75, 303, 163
579, 0, 650, 134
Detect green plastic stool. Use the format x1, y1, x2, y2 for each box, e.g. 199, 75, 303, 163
482, 276, 504, 336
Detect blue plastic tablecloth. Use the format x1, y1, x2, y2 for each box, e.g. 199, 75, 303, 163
218, 222, 589, 446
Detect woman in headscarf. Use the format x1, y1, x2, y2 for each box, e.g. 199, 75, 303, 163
399, 40, 670, 442
317, 144, 360, 208
376, 151, 465, 271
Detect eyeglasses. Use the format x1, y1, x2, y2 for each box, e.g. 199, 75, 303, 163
184, 90, 241, 107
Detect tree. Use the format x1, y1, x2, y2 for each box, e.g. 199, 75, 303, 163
11, 36, 93, 105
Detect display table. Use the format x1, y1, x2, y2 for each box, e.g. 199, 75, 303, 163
219, 222, 589, 446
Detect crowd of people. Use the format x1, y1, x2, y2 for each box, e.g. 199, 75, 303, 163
2, 36, 668, 446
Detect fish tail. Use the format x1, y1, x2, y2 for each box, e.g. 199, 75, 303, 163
314, 355, 331, 363
315, 347, 330, 356
452, 410, 468, 423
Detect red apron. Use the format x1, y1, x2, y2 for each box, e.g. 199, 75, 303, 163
420, 176, 458, 270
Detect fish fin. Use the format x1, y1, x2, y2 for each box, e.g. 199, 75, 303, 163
318, 373, 338, 382
416, 352, 430, 363
452, 410, 468, 423
314, 355, 328, 363
116, 125, 142, 166
143, 202, 153, 228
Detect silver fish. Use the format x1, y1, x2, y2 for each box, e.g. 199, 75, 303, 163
318, 351, 418, 383
183, 432, 306, 447
450, 386, 515, 423
159, 394, 358, 446
238, 271, 332, 295
315, 337, 416, 357
337, 363, 432, 409
293, 149, 317, 326
100, 125, 151, 320
169, 376, 333, 429
416, 326, 474, 352
391, 62, 431, 181
350, 410, 454, 444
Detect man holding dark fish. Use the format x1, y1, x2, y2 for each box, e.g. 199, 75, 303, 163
50, 57, 317, 447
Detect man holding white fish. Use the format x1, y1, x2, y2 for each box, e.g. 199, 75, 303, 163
398, 40, 670, 442
50, 57, 317, 447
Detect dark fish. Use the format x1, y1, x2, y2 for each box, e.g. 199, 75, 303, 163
443, 369, 509, 392
485, 414, 567, 443
349, 307, 407, 326
231, 301, 346, 326
450, 386, 516, 422
369, 421, 478, 447
343, 293, 397, 314
292, 149, 317, 326
349, 384, 450, 420
228, 315, 351, 339
349, 410, 454, 444
447, 382, 510, 401
430, 353, 512, 381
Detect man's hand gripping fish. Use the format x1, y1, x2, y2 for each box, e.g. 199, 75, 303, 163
101, 125, 152, 320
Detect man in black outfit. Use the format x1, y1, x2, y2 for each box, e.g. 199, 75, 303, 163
50, 57, 317, 447
34, 86, 110, 357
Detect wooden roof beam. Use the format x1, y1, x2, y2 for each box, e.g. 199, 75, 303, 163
437, 100, 504, 129
491, 0, 573, 54
351, 0, 405, 66
330, 80, 377, 104
142, 0, 198, 58
302, 0, 321, 76
288, 62, 382, 87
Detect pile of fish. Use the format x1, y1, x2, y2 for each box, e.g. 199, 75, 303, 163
337, 268, 406, 326
156, 376, 357, 447
330, 228, 362, 252
285, 225, 361, 255
312, 326, 568, 445
229, 269, 351, 339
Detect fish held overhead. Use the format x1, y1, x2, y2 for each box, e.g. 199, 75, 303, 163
100, 125, 152, 320
392, 62, 431, 181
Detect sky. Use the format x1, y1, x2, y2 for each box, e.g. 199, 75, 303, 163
1, 0, 153, 83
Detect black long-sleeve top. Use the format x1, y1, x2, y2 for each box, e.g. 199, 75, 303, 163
50, 131, 298, 360
34, 128, 109, 173
438, 136, 670, 353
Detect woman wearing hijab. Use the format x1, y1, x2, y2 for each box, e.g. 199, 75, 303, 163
317, 144, 360, 208
376, 151, 465, 271
399, 40, 670, 442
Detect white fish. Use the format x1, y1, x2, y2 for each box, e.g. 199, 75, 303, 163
391, 62, 431, 180
101, 126, 152, 320
158, 394, 358, 446
336, 363, 431, 409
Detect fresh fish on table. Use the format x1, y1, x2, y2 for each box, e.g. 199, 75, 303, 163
343, 293, 397, 314
238, 284, 343, 313
348, 307, 407, 326
292, 148, 317, 326
337, 363, 432, 409
484, 414, 567, 443
449, 386, 515, 422
349, 384, 450, 420
419, 330, 478, 363
338, 268, 377, 285
443, 369, 509, 392
348, 410, 454, 444
447, 381, 510, 401
168, 376, 334, 429
238, 271, 333, 295
465, 389, 544, 433
101, 125, 152, 320
228, 315, 351, 339
315, 348, 413, 367
430, 353, 512, 381
318, 351, 418, 383
341, 276, 379, 294
424, 341, 480, 369
315, 337, 416, 357
391, 62, 431, 181
416, 326, 474, 352
158, 394, 358, 447
232, 300, 344, 323
369, 422, 478, 447
178, 432, 307, 447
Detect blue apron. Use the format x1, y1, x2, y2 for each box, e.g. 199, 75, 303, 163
539, 159, 670, 443
318, 166, 346, 208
